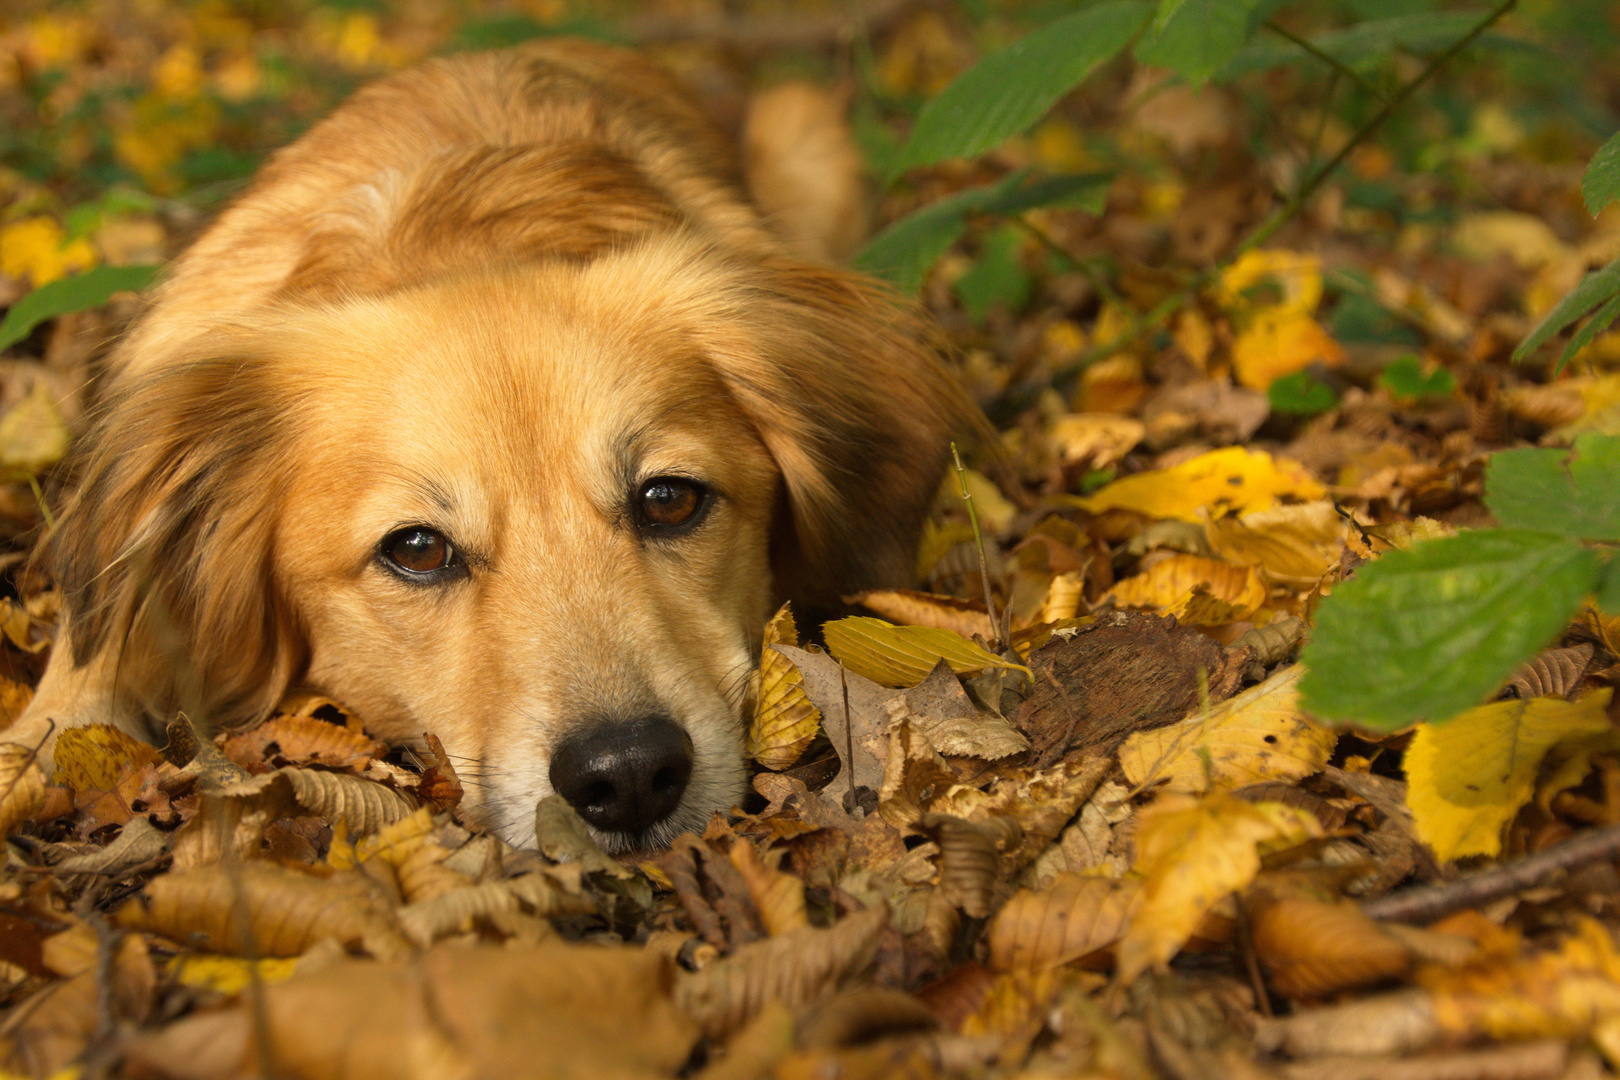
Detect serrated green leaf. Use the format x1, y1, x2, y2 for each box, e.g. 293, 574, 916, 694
889, 0, 1149, 179
1584, 131, 1620, 217
1555, 291, 1620, 374
0, 264, 160, 353
1135, 0, 1264, 85
1485, 432, 1620, 541
1513, 254, 1620, 362
1299, 530, 1601, 729
1267, 371, 1337, 415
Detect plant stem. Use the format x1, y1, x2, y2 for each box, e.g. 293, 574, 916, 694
952, 442, 1003, 648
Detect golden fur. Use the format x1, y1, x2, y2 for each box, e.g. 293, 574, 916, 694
9, 41, 970, 848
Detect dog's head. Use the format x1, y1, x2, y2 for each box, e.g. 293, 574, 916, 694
49, 234, 969, 849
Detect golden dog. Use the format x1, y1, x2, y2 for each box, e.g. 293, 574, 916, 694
8, 41, 969, 850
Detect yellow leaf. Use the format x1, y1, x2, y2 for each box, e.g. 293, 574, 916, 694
0, 741, 46, 837
761, 602, 798, 649
1106, 554, 1266, 623
845, 588, 993, 640
1230, 309, 1344, 390
1116, 792, 1322, 983
169, 955, 299, 995
1405, 690, 1614, 862
749, 646, 821, 769
0, 380, 70, 476
0, 217, 96, 287
958, 468, 1017, 534
1119, 665, 1337, 794
822, 616, 1029, 688
1064, 446, 1325, 522
54, 724, 160, 792
1219, 249, 1324, 316
1206, 501, 1347, 587
1045, 413, 1144, 469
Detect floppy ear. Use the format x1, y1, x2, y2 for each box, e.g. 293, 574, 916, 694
43, 344, 306, 729
707, 259, 985, 608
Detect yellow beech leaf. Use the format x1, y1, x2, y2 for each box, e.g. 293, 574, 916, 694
845, 589, 993, 640
761, 602, 798, 649
1107, 554, 1266, 623
1119, 665, 1337, 794
1045, 413, 1145, 469
1218, 249, 1325, 316
1116, 792, 1323, 984
1230, 309, 1345, 390
1205, 501, 1348, 587
169, 955, 299, 995
54, 724, 160, 792
749, 645, 821, 769
1406, 691, 1614, 862
0, 216, 96, 286
988, 873, 1144, 970
1065, 446, 1325, 522
822, 616, 1029, 688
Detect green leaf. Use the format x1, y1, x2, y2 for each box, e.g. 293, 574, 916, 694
1378, 354, 1456, 400
1485, 433, 1620, 541
1217, 13, 1534, 80
1267, 370, 1337, 415
1584, 131, 1620, 217
854, 170, 1112, 291
955, 225, 1032, 323
889, 0, 1149, 179
1598, 554, 1620, 615
1513, 254, 1620, 362
1299, 530, 1601, 729
0, 264, 160, 353
1554, 291, 1620, 374
1135, 0, 1265, 85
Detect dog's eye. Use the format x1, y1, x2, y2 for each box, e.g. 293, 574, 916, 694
637, 477, 707, 531
382, 527, 454, 575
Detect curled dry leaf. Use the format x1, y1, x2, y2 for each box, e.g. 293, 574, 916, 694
750, 643, 823, 770
124, 941, 697, 1080
396, 873, 596, 947
928, 754, 1115, 876
273, 765, 419, 832
0, 740, 45, 837
1508, 643, 1593, 701
915, 813, 1023, 919
903, 661, 1029, 761
1205, 501, 1348, 587
1106, 554, 1267, 624
823, 617, 1029, 688
1, 933, 153, 1078
113, 861, 412, 961
1231, 615, 1306, 666
1118, 664, 1337, 795
728, 839, 809, 936
222, 713, 386, 770
845, 589, 995, 641
878, 711, 958, 833
987, 873, 1144, 971
414, 731, 463, 809
677, 903, 889, 1040
52, 723, 160, 792
1250, 892, 1414, 998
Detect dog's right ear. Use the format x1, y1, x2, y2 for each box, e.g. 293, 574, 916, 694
43, 342, 306, 729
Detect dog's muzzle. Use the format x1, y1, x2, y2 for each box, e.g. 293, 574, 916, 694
548, 714, 694, 834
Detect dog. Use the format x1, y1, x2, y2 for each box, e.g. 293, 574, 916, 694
4, 40, 971, 851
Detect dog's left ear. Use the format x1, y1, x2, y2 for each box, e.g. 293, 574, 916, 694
706, 259, 984, 608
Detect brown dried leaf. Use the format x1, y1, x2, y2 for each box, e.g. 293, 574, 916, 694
1508, 644, 1593, 701
0, 934, 153, 1077
915, 813, 1022, 919
902, 661, 1029, 761
776, 644, 893, 801
53, 723, 159, 792
0, 675, 32, 728
878, 711, 957, 833
113, 861, 412, 960
222, 714, 385, 770
0, 740, 45, 837
396, 873, 596, 947
676, 903, 888, 1040
987, 873, 1144, 971
275, 765, 419, 832
1250, 892, 1413, 998
928, 754, 1115, 876
728, 840, 809, 936
123, 941, 696, 1080
415, 731, 463, 810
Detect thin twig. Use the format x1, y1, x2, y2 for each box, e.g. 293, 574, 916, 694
1362, 819, 1620, 924
952, 442, 1003, 649
1263, 18, 1387, 101
1052, 0, 1518, 385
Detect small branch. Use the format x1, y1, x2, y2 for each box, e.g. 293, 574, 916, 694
952, 442, 1004, 649
1362, 819, 1620, 924
1263, 18, 1387, 102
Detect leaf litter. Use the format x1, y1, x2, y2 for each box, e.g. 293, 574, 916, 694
6, 2, 1620, 1078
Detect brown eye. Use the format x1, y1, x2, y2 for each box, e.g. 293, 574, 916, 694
638, 477, 706, 530
383, 526, 453, 575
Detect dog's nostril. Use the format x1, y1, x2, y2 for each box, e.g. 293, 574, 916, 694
549, 715, 694, 835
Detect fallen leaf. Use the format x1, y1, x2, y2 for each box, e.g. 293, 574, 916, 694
1064, 446, 1326, 521
987, 873, 1144, 970
53, 723, 160, 792
0, 740, 45, 837
824, 617, 1029, 688
750, 624, 823, 770
1106, 553, 1267, 623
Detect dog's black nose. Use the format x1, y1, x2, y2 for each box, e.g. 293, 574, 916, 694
548, 715, 694, 834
